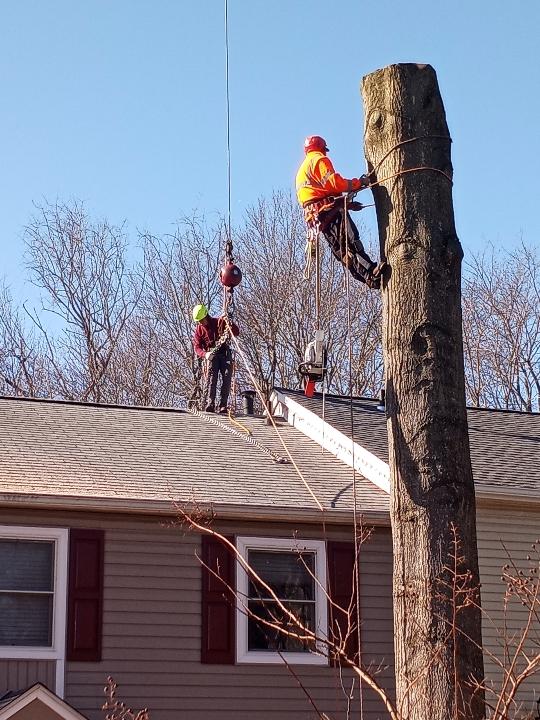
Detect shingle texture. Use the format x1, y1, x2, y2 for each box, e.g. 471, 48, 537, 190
281, 390, 540, 498
0, 397, 388, 515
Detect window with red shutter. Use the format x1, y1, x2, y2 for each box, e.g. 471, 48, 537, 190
236, 537, 328, 665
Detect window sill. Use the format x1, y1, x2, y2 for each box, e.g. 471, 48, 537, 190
237, 648, 328, 665
0, 647, 62, 660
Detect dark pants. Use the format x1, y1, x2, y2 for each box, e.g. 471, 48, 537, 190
205, 348, 233, 410
318, 204, 375, 284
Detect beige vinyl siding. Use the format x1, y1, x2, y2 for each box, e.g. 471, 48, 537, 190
0, 660, 56, 695
0, 509, 394, 720
477, 505, 540, 715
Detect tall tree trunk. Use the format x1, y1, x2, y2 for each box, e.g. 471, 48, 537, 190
362, 64, 485, 720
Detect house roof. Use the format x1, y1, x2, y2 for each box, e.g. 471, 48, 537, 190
276, 389, 540, 503
2, 388, 537, 522
0, 396, 389, 521
0, 683, 88, 720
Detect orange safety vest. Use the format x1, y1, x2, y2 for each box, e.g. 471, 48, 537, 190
295, 151, 360, 208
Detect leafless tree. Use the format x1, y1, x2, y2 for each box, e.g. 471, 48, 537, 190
0, 284, 50, 397
4, 196, 539, 414
462, 244, 540, 412
102, 676, 150, 720
138, 215, 223, 406
363, 63, 484, 720
24, 200, 140, 402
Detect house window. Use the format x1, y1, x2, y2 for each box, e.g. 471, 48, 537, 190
0, 526, 68, 660
236, 537, 327, 665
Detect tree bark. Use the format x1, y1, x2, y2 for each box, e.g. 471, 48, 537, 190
362, 64, 485, 720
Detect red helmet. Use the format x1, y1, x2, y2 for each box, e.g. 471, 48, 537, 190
219, 262, 242, 288
304, 135, 328, 154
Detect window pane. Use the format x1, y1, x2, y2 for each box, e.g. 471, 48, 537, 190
248, 550, 315, 601
0, 593, 53, 646
248, 600, 316, 653
0, 540, 54, 591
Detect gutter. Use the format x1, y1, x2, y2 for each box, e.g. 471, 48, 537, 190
0, 493, 391, 527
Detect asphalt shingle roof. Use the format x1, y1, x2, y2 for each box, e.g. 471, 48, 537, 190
281, 390, 540, 499
0, 397, 388, 517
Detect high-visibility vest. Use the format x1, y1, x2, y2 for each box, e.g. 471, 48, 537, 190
295, 151, 359, 207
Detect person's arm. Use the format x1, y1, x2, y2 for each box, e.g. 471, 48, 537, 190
193, 326, 207, 358
316, 157, 366, 194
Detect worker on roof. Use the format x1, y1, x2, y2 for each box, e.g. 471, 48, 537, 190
192, 304, 240, 414
296, 135, 384, 289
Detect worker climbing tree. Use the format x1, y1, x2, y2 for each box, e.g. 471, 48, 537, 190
295, 135, 385, 288
363, 63, 485, 720
295, 134, 386, 397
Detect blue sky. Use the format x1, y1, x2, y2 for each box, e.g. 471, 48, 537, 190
1, 0, 539, 306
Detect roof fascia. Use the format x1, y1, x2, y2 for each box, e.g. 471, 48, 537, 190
0, 494, 391, 527
0, 684, 87, 720
271, 389, 390, 494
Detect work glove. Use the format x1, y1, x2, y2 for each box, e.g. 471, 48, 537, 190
204, 351, 212, 360
359, 174, 371, 188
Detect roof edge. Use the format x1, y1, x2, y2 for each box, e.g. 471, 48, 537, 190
0, 493, 391, 527
0, 683, 87, 720
0, 394, 187, 414
271, 389, 391, 494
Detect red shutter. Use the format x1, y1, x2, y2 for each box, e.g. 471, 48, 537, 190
327, 541, 358, 665
67, 529, 104, 662
201, 534, 235, 664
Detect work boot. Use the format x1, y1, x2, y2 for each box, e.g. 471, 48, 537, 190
204, 403, 215, 413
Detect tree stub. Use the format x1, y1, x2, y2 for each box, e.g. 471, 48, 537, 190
362, 63, 485, 720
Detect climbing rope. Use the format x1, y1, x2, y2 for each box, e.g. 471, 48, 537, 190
221, 0, 239, 322
366, 134, 454, 188
223, 317, 327, 513
186, 406, 288, 464
224, 0, 232, 244
342, 194, 365, 718
227, 408, 252, 435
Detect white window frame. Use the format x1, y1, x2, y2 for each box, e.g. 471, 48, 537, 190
236, 536, 327, 665
0, 525, 68, 695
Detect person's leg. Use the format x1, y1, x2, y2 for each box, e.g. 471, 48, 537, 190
218, 350, 233, 412
205, 356, 219, 411
320, 208, 371, 284
344, 211, 377, 280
